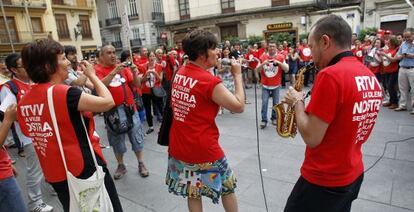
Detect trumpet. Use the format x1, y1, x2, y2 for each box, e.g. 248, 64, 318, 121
273, 63, 316, 138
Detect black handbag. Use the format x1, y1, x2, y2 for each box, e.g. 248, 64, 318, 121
151, 86, 166, 98
104, 82, 134, 134
157, 72, 176, 146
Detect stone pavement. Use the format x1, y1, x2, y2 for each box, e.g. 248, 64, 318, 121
11, 86, 414, 212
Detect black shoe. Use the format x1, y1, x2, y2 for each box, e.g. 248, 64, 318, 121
146, 128, 154, 134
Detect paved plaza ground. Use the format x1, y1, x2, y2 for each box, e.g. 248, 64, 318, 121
12, 87, 414, 212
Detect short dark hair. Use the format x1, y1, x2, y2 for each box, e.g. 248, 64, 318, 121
120, 50, 130, 62
21, 39, 64, 83
182, 29, 217, 61
389, 37, 399, 48
5, 53, 20, 70
64, 45, 77, 56
374, 38, 385, 48
311, 14, 352, 49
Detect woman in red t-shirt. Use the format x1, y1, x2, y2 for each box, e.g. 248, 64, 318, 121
138, 51, 164, 134
379, 37, 400, 109
18, 39, 123, 211
166, 29, 245, 211
367, 38, 385, 81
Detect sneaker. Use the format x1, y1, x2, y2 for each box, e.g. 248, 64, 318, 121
271, 119, 277, 126
31, 203, 53, 212
146, 128, 154, 134
388, 104, 398, 110
410, 111, 414, 115
138, 162, 149, 178
113, 164, 127, 180
260, 121, 267, 129
394, 107, 407, 111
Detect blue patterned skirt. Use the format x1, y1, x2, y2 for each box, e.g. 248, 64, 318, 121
165, 156, 237, 204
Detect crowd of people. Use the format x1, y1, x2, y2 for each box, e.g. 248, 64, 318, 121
0, 13, 412, 212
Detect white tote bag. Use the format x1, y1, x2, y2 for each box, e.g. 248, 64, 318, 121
47, 86, 114, 212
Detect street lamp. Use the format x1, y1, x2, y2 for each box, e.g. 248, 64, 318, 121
74, 22, 82, 40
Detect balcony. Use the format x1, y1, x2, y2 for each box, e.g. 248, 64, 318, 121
51, 0, 94, 11
105, 17, 121, 27
130, 38, 141, 47
152, 12, 164, 23
328, 0, 361, 7
111, 41, 122, 49
1, 0, 47, 11
128, 13, 139, 20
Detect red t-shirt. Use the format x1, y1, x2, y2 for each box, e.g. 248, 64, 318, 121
352, 46, 364, 63
0, 147, 13, 180
95, 64, 135, 106
17, 84, 105, 183
138, 63, 163, 94
367, 49, 382, 74
257, 48, 266, 59
244, 51, 259, 69
168, 63, 224, 163
302, 56, 382, 187
259, 53, 286, 87
382, 47, 399, 73
299, 45, 312, 62
134, 55, 148, 66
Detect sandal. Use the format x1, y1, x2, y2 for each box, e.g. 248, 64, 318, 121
138, 162, 149, 178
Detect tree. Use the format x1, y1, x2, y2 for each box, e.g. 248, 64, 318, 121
358, 27, 377, 41
268, 32, 291, 45
247, 35, 263, 45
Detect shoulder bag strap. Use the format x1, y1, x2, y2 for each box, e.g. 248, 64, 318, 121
47, 86, 69, 174
47, 86, 101, 179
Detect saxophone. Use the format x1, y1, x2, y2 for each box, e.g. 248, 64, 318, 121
273, 63, 315, 138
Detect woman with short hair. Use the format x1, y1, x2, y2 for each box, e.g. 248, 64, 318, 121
18, 39, 123, 212
166, 29, 245, 212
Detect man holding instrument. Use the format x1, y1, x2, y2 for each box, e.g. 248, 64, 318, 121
283, 15, 382, 212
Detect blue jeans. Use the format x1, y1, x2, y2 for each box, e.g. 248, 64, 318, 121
261, 87, 280, 123
0, 176, 27, 212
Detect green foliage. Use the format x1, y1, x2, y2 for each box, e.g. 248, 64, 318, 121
268, 32, 292, 46
223, 35, 240, 45
299, 33, 309, 42
358, 27, 378, 41
247, 35, 263, 45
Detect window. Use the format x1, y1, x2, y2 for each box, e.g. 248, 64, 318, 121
132, 28, 140, 39
221, 0, 235, 13
52, 0, 64, 5
128, 0, 139, 18
31, 17, 43, 33
153, 0, 163, 13
0, 17, 18, 43
108, 0, 119, 19
54, 14, 70, 39
271, 0, 289, 7
178, 0, 189, 20
79, 15, 92, 39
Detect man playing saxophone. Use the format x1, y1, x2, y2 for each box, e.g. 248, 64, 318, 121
283, 15, 382, 212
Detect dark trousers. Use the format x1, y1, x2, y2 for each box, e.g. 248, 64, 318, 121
384, 71, 399, 104
284, 174, 364, 212
51, 167, 123, 212
142, 93, 164, 127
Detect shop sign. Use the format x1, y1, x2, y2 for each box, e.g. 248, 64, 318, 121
267, 22, 293, 30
